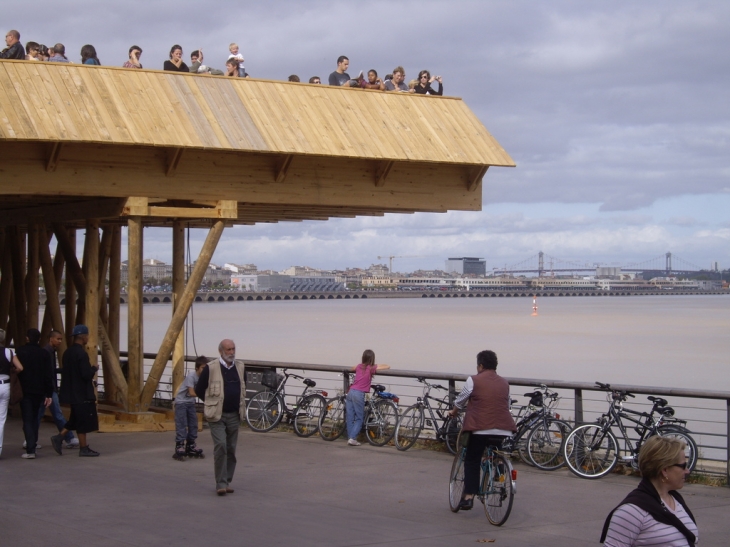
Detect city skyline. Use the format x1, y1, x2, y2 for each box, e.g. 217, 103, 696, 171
9, 1, 728, 271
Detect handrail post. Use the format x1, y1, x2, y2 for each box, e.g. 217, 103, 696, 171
726, 399, 729, 486
343, 371, 350, 394
449, 379, 456, 405
575, 388, 584, 425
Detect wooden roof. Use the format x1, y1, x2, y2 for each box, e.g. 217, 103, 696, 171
0, 60, 515, 226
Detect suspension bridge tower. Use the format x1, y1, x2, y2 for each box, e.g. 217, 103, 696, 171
538, 251, 545, 277
666, 252, 672, 275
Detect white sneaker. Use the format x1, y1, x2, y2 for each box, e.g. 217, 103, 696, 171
21, 453, 36, 459
22, 442, 41, 449
347, 438, 361, 446
65, 439, 80, 449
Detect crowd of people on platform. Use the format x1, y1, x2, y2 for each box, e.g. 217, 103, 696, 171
2, 29, 444, 95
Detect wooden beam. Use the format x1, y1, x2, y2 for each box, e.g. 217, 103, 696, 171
64, 228, 76, 347
26, 222, 40, 329
0, 198, 126, 227
121, 197, 237, 220
165, 147, 184, 177
9, 227, 27, 342
171, 221, 185, 398
45, 142, 63, 172
84, 220, 100, 371
127, 217, 144, 412
140, 220, 225, 410
275, 154, 294, 183
38, 227, 67, 356
97, 321, 129, 403
0, 229, 11, 332
106, 225, 122, 405
374, 160, 394, 187
40, 229, 65, 345
467, 165, 489, 193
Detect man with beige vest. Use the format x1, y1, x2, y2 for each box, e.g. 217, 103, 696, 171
195, 339, 246, 496
448, 350, 516, 510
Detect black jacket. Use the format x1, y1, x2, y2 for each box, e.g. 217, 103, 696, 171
16, 343, 54, 398
0, 42, 25, 60
59, 343, 98, 404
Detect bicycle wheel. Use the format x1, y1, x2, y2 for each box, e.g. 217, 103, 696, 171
319, 397, 346, 441
482, 452, 514, 526
245, 390, 284, 432
655, 426, 698, 472
366, 399, 398, 446
448, 447, 466, 512
527, 418, 571, 470
564, 424, 618, 479
394, 404, 424, 451
445, 414, 463, 455
293, 394, 326, 438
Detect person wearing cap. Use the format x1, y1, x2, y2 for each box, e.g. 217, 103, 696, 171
17, 329, 54, 459
51, 325, 100, 457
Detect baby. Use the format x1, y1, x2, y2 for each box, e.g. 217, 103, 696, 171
228, 42, 246, 78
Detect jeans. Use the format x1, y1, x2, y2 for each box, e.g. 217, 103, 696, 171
37, 392, 74, 443
21, 394, 45, 454
0, 382, 10, 456
209, 411, 240, 490
174, 402, 198, 443
345, 389, 365, 440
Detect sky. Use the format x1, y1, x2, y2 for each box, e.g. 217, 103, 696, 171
6, 0, 729, 273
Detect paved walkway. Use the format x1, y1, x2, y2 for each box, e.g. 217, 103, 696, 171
1, 417, 728, 547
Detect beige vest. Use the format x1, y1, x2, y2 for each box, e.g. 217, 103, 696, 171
203, 358, 246, 423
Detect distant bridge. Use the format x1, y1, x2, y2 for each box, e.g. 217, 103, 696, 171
495, 251, 707, 276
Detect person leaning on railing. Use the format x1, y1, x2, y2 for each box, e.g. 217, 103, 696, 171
601, 435, 698, 546
1, 29, 25, 59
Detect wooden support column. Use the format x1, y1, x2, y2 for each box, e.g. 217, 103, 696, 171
0, 229, 11, 331
26, 223, 40, 329
64, 228, 76, 346
9, 227, 28, 343
38, 227, 67, 356
140, 220, 225, 410
107, 226, 122, 404
171, 220, 186, 398
127, 217, 144, 412
40, 232, 65, 345
84, 220, 100, 371
97, 226, 113, 401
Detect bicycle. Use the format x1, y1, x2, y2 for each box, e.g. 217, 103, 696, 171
318, 383, 400, 446
448, 432, 517, 526
562, 382, 698, 479
245, 369, 328, 437
394, 377, 463, 454
502, 385, 571, 470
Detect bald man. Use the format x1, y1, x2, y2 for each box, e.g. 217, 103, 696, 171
195, 339, 246, 496
1, 30, 25, 59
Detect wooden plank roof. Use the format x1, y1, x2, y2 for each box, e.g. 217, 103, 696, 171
0, 60, 514, 167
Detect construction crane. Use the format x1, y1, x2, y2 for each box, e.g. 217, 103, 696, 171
376, 255, 429, 274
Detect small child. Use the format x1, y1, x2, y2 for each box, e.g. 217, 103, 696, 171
173, 356, 208, 460
228, 42, 246, 78
345, 350, 391, 446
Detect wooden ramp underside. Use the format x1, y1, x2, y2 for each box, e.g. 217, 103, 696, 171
0, 60, 515, 226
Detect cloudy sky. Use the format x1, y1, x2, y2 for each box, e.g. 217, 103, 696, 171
8, 1, 729, 273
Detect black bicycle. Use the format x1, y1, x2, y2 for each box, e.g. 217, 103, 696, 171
394, 377, 463, 454
318, 383, 400, 446
563, 382, 698, 479
245, 369, 328, 437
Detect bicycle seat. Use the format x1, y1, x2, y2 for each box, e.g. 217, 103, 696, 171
304, 378, 316, 387
648, 396, 668, 406
524, 391, 543, 407
372, 384, 386, 393
656, 406, 675, 417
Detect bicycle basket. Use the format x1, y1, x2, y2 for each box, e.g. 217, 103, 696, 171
262, 370, 283, 390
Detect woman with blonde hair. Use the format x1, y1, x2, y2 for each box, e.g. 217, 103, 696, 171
601, 435, 698, 546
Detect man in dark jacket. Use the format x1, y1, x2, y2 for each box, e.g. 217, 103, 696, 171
17, 329, 53, 459
39, 329, 78, 448
0, 30, 25, 59
51, 325, 100, 457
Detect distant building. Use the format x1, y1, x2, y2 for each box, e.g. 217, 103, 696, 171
257, 274, 292, 291
231, 274, 258, 291
445, 257, 486, 276
596, 267, 621, 278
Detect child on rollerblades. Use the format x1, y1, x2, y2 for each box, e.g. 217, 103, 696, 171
173, 356, 208, 460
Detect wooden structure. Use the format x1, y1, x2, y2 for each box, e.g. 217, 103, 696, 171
0, 60, 514, 416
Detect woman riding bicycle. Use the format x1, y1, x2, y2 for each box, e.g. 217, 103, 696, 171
448, 350, 516, 510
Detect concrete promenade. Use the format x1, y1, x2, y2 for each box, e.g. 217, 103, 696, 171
1, 417, 728, 547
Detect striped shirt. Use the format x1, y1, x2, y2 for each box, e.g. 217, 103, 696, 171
604, 502, 698, 546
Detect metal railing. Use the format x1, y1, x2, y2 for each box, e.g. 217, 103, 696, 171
98, 354, 729, 482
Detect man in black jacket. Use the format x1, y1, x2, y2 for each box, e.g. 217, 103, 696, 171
51, 325, 100, 457
17, 329, 53, 459
0, 30, 25, 59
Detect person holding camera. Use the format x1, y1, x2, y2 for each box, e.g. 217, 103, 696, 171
123, 45, 143, 68
414, 70, 443, 95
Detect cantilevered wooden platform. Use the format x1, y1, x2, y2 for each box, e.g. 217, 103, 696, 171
0, 59, 514, 414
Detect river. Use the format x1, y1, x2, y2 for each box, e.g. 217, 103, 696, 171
119, 295, 729, 392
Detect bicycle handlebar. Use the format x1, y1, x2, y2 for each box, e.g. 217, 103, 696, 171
596, 382, 635, 399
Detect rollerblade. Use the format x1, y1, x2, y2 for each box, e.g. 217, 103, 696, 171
172, 441, 186, 461
186, 440, 204, 458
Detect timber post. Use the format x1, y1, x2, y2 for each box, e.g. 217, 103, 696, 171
171, 220, 186, 398
127, 216, 144, 412
139, 220, 225, 410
